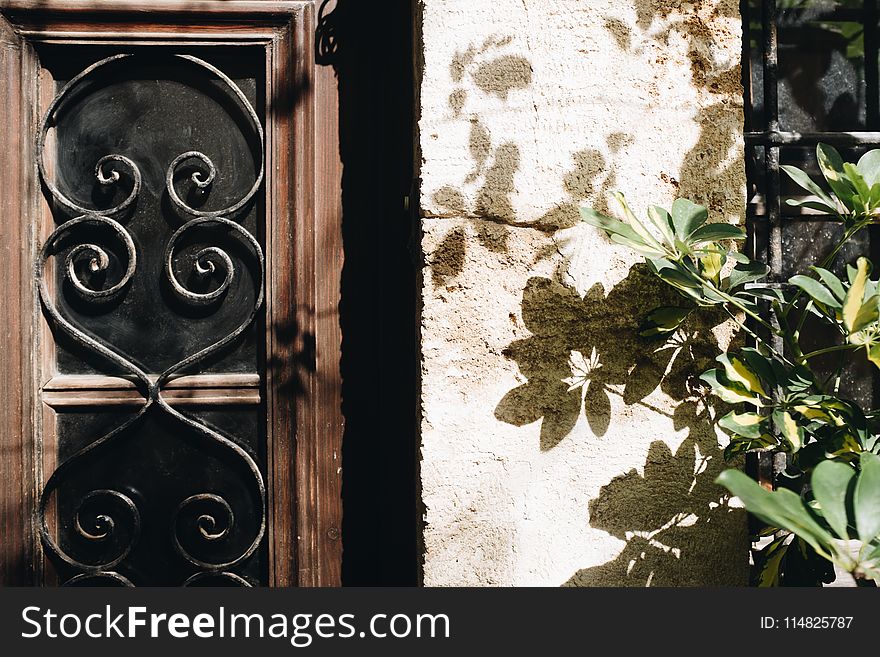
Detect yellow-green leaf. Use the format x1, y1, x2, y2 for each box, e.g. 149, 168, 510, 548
614, 192, 665, 253
718, 411, 764, 439
868, 342, 880, 371
718, 354, 767, 397
793, 405, 835, 424
700, 369, 762, 407
776, 411, 804, 453
700, 246, 723, 284
843, 257, 871, 332
647, 205, 675, 245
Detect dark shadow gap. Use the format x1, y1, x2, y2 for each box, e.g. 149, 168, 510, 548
320, 0, 419, 586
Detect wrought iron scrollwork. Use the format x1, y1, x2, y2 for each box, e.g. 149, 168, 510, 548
36, 53, 266, 586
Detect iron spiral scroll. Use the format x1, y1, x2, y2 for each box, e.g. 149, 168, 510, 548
36, 53, 266, 587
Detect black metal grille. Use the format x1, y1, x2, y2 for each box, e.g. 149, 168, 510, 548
743, 1, 880, 488
37, 51, 268, 587
745, 0, 880, 408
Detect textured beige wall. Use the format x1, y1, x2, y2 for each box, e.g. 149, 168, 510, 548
417, 0, 750, 586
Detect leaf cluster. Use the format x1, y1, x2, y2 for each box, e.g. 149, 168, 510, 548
581, 143, 880, 585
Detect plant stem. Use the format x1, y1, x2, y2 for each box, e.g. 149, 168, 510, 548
800, 343, 860, 362
711, 285, 783, 337
721, 307, 787, 361
775, 301, 803, 359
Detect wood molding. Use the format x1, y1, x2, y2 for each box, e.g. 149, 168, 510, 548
0, 13, 39, 587
0, 1, 307, 19
43, 374, 262, 407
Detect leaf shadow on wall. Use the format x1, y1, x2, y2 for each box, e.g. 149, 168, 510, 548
428, 39, 620, 288
541, 1, 751, 586
564, 437, 747, 586
604, 2, 746, 214
493, 265, 749, 584
494, 266, 725, 450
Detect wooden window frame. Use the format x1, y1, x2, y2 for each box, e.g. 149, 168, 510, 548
0, 0, 342, 587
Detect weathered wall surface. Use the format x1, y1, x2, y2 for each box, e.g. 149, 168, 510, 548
417, 0, 750, 585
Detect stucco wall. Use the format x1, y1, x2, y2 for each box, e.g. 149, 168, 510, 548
417, 0, 750, 586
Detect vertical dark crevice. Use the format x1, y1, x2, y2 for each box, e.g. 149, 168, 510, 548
865, 0, 878, 131
863, 1, 880, 411
320, 0, 418, 585
762, 0, 782, 289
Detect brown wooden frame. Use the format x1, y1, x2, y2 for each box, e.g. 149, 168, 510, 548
0, 0, 343, 587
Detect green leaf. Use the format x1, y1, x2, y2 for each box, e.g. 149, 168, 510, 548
774, 410, 804, 453
769, 359, 814, 393
670, 198, 708, 240
639, 306, 692, 337
718, 411, 765, 439
817, 143, 856, 211
788, 274, 841, 309
727, 261, 770, 290
614, 192, 666, 253
581, 207, 635, 237
847, 263, 858, 284
716, 470, 836, 557
753, 535, 789, 587
733, 288, 775, 315
688, 223, 746, 244
784, 198, 838, 214
717, 353, 767, 396
581, 207, 645, 242
581, 207, 667, 257
739, 348, 777, 389
864, 542, 880, 571
700, 369, 762, 406
852, 194, 867, 215
811, 267, 846, 302
736, 287, 785, 303
649, 259, 702, 289
780, 164, 838, 211
608, 234, 666, 258
867, 342, 880, 371
844, 162, 870, 202
793, 400, 838, 426
843, 257, 871, 332
728, 251, 751, 264
811, 460, 856, 540
647, 205, 676, 245
857, 149, 880, 187
855, 452, 880, 543
851, 294, 880, 333
870, 183, 880, 210
724, 434, 776, 460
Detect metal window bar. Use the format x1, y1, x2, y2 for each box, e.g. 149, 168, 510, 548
743, 0, 880, 491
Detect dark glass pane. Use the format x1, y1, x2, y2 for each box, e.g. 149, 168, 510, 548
778, 5, 870, 131
797, 311, 876, 407
781, 219, 871, 277
745, 0, 765, 129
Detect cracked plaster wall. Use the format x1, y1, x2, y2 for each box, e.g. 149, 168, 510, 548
417, 0, 751, 586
